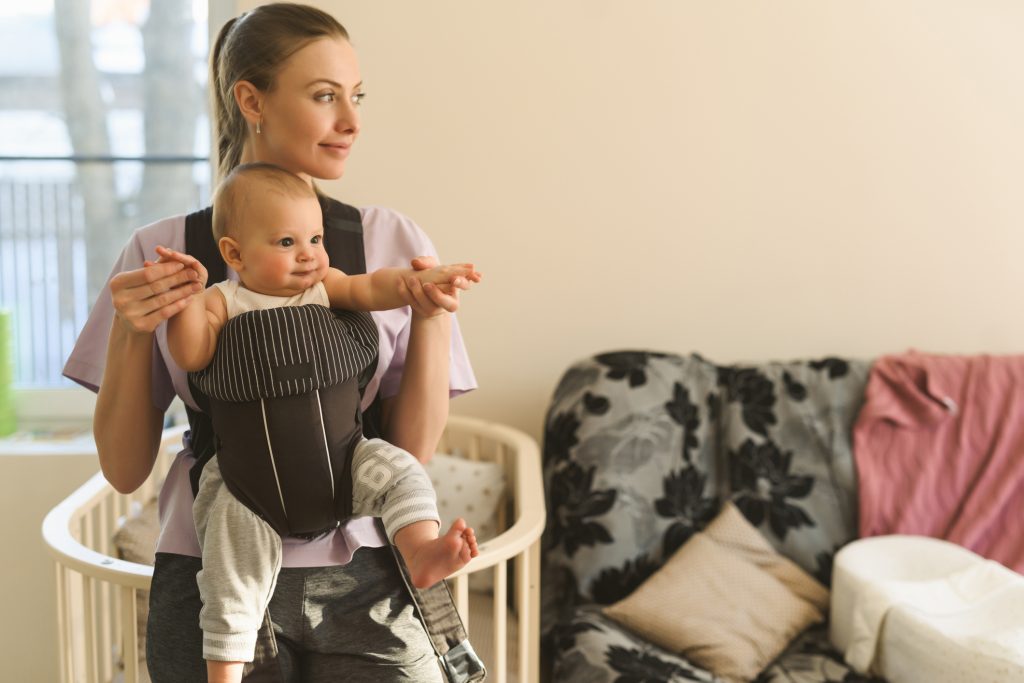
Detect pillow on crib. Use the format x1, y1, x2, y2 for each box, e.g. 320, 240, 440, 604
603, 502, 829, 683
425, 451, 507, 592
425, 451, 507, 543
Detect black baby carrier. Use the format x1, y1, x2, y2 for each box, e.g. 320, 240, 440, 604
190, 302, 378, 538
183, 197, 485, 682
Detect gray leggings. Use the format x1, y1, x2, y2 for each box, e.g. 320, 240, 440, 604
146, 547, 444, 682
193, 438, 439, 663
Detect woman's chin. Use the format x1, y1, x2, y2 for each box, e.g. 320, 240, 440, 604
310, 157, 348, 181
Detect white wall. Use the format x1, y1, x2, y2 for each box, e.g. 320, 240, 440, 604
236, 0, 1024, 442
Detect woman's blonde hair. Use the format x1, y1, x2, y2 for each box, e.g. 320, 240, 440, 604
210, 3, 349, 180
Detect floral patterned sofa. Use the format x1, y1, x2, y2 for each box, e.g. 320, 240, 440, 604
541, 350, 884, 683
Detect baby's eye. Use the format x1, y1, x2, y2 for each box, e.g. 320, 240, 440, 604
314, 91, 336, 103
279, 237, 294, 247
351, 92, 366, 107
311, 235, 322, 245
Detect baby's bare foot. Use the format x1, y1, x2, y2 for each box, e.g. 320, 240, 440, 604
409, 518, 479, 588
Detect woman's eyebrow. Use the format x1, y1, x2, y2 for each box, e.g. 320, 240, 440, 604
306, 79, 363, 90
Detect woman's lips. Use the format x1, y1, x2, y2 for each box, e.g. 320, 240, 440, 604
320, 142, 351, 156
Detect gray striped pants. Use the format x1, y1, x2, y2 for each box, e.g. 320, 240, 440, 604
193, 438, 439, 663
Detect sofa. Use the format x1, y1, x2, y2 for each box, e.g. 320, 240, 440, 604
540, 350, 885, 683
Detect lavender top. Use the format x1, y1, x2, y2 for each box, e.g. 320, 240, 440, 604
64, 206, 477, 567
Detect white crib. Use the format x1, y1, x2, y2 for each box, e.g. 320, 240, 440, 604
43, 415, 544, 683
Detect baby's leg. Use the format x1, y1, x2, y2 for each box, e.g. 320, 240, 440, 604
351, 438, 478, 588
194, 456, 282, 683
395, 516, 479, 589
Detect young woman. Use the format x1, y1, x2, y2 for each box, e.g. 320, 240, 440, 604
63, 4, 476, 681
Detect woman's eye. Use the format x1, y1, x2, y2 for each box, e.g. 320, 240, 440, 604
315, 91, 336, 103
351, 92, 366, 107
279, 237, 294, 247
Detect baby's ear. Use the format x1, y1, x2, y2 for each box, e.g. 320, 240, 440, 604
218, 236, 243, 272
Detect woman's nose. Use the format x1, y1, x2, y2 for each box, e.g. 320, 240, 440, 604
336, 98, 361, 136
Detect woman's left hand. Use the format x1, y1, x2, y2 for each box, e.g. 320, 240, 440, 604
400, 255, 467, 318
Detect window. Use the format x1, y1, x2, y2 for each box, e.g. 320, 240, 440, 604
0, 0, 210, 388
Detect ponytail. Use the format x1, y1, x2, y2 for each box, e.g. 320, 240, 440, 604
210, 16, 242, 180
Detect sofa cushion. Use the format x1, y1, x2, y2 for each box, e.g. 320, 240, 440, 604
602, 502, 828, 682
551, 605, 716, 683
543, 352, 722, 613
716, 358, 870, 583
552, 605, 873, 683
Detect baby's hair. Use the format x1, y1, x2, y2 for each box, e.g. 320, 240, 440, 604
211, 162, 317, 241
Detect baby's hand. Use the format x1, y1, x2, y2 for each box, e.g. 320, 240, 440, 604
413, 263, 482, 293
147, 246, 209, 288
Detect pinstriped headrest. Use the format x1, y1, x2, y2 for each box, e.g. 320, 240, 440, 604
190, 304, 378, 402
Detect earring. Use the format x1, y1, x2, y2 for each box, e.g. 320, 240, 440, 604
256, 118, 262, 135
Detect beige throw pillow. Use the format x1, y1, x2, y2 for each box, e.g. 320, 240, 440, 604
603, 501, 829, 683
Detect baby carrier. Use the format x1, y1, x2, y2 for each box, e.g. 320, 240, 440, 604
183, 197, 485, 682
190, 302, 378, 538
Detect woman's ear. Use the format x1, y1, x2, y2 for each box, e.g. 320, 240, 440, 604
219, 236, 244, 272
233, 80, 263, 129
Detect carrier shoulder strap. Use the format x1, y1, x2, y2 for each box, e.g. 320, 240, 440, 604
182, 197, 382, 490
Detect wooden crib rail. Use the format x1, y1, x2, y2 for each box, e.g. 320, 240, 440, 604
43, 417, 543, 683
441, 415, 545, 683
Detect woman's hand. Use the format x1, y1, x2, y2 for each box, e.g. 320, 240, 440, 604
109, 252, 203, 335
399, 256, 479, 318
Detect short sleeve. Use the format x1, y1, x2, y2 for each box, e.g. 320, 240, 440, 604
360, 206, 478, 401
62, 219, 181, 414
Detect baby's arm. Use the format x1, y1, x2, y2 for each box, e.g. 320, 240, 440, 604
322, 264, 481, 313
167, 288, 226, 371
149, 246, 227, 371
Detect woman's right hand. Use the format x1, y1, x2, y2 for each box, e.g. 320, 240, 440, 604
109, 259, 203, 335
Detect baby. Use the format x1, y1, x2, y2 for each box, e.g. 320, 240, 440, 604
154, 162, 480, 682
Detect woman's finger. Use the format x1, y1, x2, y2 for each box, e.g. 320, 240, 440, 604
129, 292, 196, 332
119, 280, 201, 321
147, 264, 200, 293
422, 282, 460, 313
403, 276, 447, 317
110, 261, 184, 291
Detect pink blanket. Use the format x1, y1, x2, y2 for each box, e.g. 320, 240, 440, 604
853, 351, 1024, 573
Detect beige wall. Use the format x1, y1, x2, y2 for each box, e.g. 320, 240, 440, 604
238, 1, 1024, 441
1, 450, 100, 682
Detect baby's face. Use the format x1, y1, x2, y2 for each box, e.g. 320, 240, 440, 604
233, 192, 329, 297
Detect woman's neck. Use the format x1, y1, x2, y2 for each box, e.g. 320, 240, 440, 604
238, 143, 313, 187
